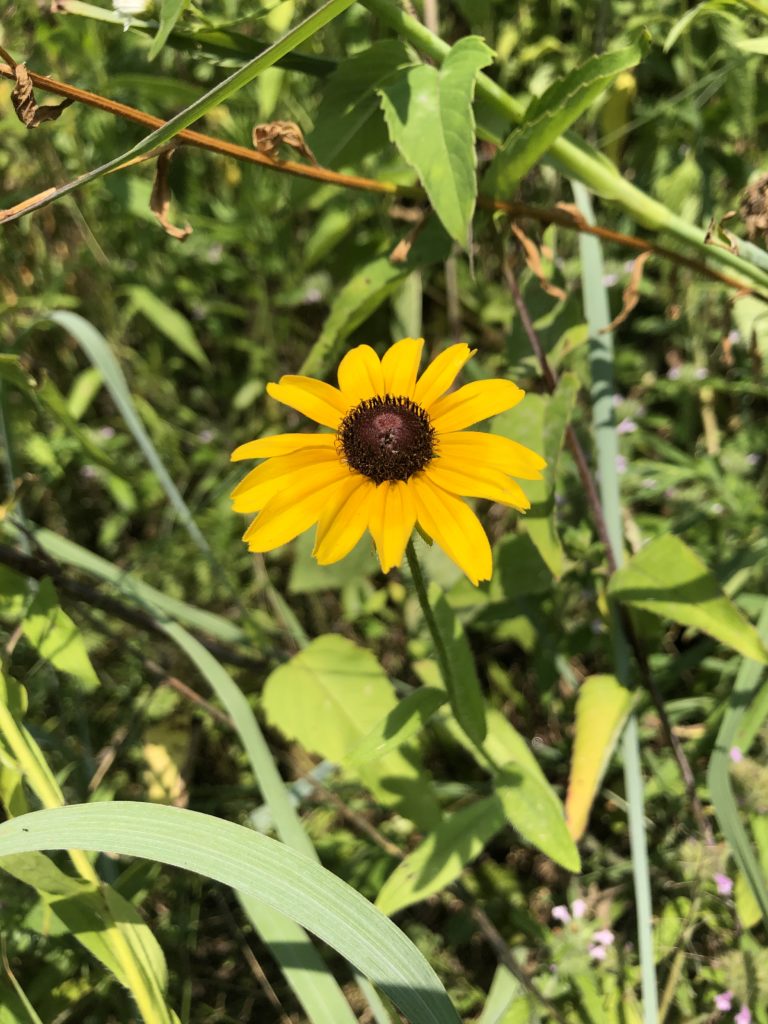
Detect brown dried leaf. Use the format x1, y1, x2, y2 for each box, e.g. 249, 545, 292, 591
252, 120, 318, 165
740, 173, 768, 244
12, 63, 73, 128
510, 222, 566, 301
601, 251, 650, 333
389, 216, 428, 264
149, 149, 192, 241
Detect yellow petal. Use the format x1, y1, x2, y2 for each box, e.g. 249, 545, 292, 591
437, 431, 546, 480
337, 345, 385, 404
267, 375, 349, 429
231, 448, 340, 513
313, 474, 375, 565
411, 475, 492, 586
243, 463, 351, 551
425, 462, 530, 511
231, 433, 335, 462
380, 337, 424, 399
368, 480, 417, 572
413, 343, 475, 409
430, 380, 525, 433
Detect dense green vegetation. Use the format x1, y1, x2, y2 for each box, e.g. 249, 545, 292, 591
1, 1, 768, 1022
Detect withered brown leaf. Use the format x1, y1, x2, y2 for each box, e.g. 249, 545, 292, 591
12, 63, 73, 128
149, 148, 192, 241
510, 223, 567, 302
600, 251, 651, 333
252, 120, 318, 165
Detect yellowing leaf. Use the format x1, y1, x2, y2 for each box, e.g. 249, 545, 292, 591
565, 674, 634, 841
22, 578, 100, 692
608, 534, 768, 664
143, 723, 190, 806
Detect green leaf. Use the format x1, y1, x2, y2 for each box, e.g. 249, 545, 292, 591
309, 40, 410, 167
23, 578, 100, 692
428, 582, 486, 745
482, 38, 646, 198
493, 373, 578, 578
376, 796, 506, 916
263, 635, 441, 827
300, 217, 451, 377
608, 534, 768, 664
0, 355, 35, 391
124, 286, 209, 367
345, 688, 448, 769
378, 37, 493, 245
564, 674, 634, 841
0, 802, 462, 1024
148, 0, 190, 60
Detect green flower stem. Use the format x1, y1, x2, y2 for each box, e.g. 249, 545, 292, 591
360, 0, 768, 290
405, 539, 497, 773
573, 180, 659, 1024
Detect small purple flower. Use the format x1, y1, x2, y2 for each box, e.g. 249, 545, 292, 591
589, 944, 607, 961
730, 746, 744, 763
735, 1005, 751, 1024
727, 329, 741, 345
616, 454, 628, 475
551, 905, 571, 924
602, 273, 619, 287
666, 366, 681, 380
592, 928, 615, 946
98, 426, 116, 440
617, 417, 638, 435
714, 873, 733, 896
571, 898, 587, 920
694, 367, 709, 380
714, 991, 733, 1012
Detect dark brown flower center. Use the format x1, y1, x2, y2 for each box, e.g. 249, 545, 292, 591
337, 395, 436, 484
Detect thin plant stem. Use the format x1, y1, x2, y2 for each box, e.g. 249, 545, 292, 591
572, 179, 659, 1024
503, 257, 714, 845
405, 539, 497, 772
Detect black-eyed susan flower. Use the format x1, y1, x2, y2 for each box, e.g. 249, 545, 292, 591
231, 338, 545, 585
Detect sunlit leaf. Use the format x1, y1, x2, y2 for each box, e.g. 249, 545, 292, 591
23, 578, 100, 692
565, 674, 634, 841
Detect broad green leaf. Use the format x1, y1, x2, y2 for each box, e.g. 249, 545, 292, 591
309, 40, 410, 167
608, 534, 768, 664
494, 768, 580, 874
428, 582, 486, 745
376, 796, 506, 916
564, 674, 634, 841
345, 688, 448, 768
263, 635, 441, 827
0, 802, 462, 1024
378, 37, 493, 245
482, 38, 646, 198
476, 965, 523, 1024
23, 578, 100, 692
124, 286, 209, 367
300, 217, 451, 377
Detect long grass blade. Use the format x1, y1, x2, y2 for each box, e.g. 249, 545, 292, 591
572, 179, 659, 1024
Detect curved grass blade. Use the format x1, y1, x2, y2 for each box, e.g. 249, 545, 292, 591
0, 803, 462, 1024
47, 311, 209, 551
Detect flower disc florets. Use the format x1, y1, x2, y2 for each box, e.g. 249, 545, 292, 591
338, 395, 436, 484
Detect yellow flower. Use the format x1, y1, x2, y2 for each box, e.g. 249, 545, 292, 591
231, 338, 546, 585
